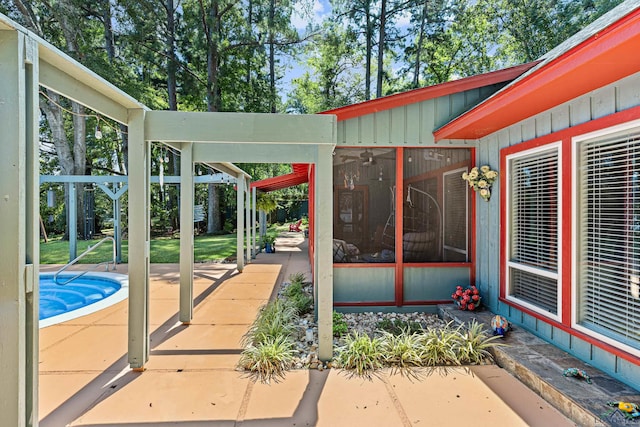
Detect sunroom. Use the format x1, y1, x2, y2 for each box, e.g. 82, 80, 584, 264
318, 63, 537, 311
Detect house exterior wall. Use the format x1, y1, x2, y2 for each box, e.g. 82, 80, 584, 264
332, 85, 501, 308
468, 71, 640, 389
336, 84, 505, 147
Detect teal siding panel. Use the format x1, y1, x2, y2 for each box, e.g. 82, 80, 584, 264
344, 118, 359, 145
553, 328, 571, 352
536, 320, 553, 341
405, 103, 421, 144
360, 115, 375, 144
391, 106, 406, 143
420, 100, 435, 145
591, 346, 616, 374
617, 73, 640, 110
617, 358, 640, 390
434, 96, 452, 128
403, 267, 471, 302
334, 267, 395, 302
522, 312, 537, 332
375, 110, 391, 144
570, 338, 593, 362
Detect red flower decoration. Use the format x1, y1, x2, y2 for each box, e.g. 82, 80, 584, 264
452, 285, 482, 311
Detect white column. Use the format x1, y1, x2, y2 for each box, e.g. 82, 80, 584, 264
0, 30, 39, 427
127, 108, 150, 369
316, 144, 334, 361
179, 142, 194, 323
236, 174, 245, 272
245, 178, 251, 263
252, 187, 257, 258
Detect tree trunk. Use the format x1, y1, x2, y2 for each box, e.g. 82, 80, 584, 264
166, 0, 178, 111
376, 0, 386, 99
268, 0, 276, 113
206, 0, 221, 112
364, 1, 373, 100
413, 1, 429, 89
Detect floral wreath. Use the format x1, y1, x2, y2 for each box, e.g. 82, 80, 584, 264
462, 165, 498, 201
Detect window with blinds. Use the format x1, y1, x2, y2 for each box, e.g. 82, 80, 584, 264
575, 131, 640, 351
443, 168, 468, 262
507, 145, 560, 316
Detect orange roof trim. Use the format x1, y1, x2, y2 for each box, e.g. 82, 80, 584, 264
435, 7, 640, 141
251, 163, 310, 192
319, 62, 539, 122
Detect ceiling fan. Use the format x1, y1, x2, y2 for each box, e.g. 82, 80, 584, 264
360, 149, 376, 166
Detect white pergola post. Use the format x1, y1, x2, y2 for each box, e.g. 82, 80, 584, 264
127, 109, 150, 369
236, 175, 245, 272
245, 178, 251, 263
252, 187, 257, 258
179, 142, 194, 323
316, 144, 334, 361
0, 29, 40, 427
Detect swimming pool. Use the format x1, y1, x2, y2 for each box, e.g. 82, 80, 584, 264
39, 272, 129, 328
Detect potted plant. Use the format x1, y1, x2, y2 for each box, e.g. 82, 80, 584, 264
262, 233, 277, 253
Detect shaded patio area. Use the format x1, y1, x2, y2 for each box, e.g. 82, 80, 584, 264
38, 233, 572, 426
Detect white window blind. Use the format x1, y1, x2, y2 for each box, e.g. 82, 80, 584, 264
576, 132, 640, 349
443, 168, 468, 262
508, 147, 559, 315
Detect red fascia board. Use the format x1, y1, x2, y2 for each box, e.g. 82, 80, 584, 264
435, 8, 640, 141
250, 172, 308, 192
250, 164, 310, 192
318, 62, 539, 122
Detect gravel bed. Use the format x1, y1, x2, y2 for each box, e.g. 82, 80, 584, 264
278, 280, 448, 370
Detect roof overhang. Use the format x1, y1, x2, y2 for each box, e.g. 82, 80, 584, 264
434, 7, 640, 141
319, 62, 538, 122
250, 164, 310, 192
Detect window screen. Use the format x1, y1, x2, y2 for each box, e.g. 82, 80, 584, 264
443, 168, 468, 262
576, 132, 640, 349
508, 147, 559, 315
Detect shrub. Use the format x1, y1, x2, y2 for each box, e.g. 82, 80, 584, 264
333, 310, 348, 337
335, 332, 385, 377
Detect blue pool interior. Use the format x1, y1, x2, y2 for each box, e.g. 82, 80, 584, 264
39, 274, 122, 320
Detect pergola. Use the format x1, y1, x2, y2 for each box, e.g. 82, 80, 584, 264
0, 14, 336, 427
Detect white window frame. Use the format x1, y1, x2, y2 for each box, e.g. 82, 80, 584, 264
571, 119, 640, 358
505, 142, 562, 322
443, 167, 468, 261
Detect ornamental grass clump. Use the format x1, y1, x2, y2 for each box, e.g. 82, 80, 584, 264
238, 335, 296, 384
454, 320, 504, 365
380, 329, 424, 376
420, 322, 462, 366
335, 331, 385, 378
283, 279, 313, 316
241, 299, 299, 347
239, 299, 298, 382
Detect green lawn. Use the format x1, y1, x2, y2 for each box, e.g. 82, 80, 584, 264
40, 233, 240, 264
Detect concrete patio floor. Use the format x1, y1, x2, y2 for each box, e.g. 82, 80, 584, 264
38, 233, 574, 426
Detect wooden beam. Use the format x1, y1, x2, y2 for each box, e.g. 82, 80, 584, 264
145, 111, 335, 145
